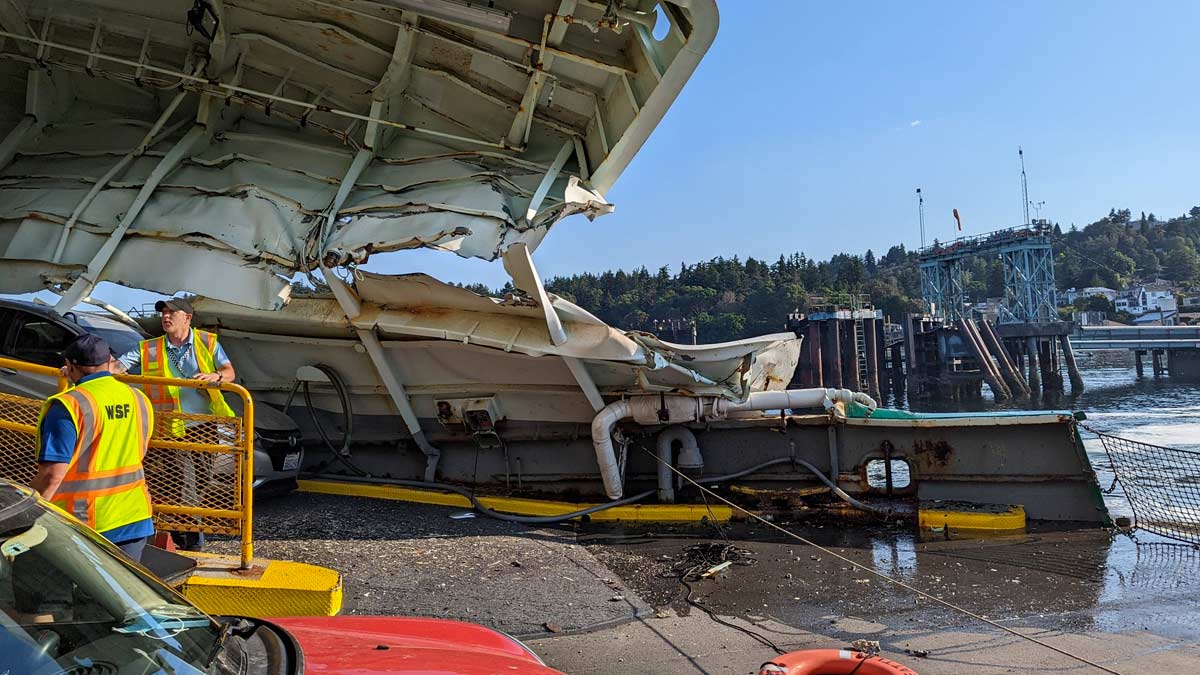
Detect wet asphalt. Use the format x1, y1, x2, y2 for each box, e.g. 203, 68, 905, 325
212, 491, 1200, 673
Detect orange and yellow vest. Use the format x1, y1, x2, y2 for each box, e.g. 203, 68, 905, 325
37, 375, 154, 533
139, 330, 234, 437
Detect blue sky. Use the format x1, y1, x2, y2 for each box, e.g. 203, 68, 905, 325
28, 1, 1200, 310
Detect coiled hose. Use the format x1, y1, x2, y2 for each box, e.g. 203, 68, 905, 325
284, 363, 365, 476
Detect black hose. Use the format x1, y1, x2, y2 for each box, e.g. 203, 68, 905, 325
674, 454, 892, 517
292, 364, 365, 477
310, 473, 655, 524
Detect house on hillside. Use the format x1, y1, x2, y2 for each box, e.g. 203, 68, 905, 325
1115, 282, 1177, 315
1063, 286, 1117, 305
1133, 309, 1177, 326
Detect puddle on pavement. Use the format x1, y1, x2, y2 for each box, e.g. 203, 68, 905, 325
578, 521, 1200, 640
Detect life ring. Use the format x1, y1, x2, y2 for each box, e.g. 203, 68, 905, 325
759, 649, 920, 675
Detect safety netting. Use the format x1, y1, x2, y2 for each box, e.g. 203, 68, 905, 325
1093, 429, 1200, 545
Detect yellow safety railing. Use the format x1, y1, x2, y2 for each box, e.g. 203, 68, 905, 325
0, 356, 255, 568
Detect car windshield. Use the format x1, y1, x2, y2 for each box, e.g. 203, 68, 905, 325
73, 315, 145, 357
0, 497, 238, 675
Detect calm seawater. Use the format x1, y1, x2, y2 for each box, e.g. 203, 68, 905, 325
897, 350, 1200, 518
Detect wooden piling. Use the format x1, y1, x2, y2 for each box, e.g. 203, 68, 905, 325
1026, 337, 1042, 392
979, 320, 1030, 397
956, 319, 1010, 400
1153, 349, 1163, 378
864, 318, 880, 397
1134, 350, 1145, 378
1058, 334, 1085, 392
826, 320, 842, 388
805, 322, 822, 388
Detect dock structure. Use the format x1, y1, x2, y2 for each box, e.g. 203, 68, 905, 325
1071, 325, 1200, 379
917, 222, 1083, 397
789, 296, 899, 400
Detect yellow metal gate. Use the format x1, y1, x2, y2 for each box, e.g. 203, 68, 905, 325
0, 356, 255, 567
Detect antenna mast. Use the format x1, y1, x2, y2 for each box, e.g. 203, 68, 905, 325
1019, 147, 1030, 225
917, 187, 925, 247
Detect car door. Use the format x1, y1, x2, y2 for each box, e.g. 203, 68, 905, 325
0, 309, 76, 399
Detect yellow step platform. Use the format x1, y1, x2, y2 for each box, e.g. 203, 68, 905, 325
918, 501, 1026, 534
298, 478, 735, 523
178, 551, 344, 617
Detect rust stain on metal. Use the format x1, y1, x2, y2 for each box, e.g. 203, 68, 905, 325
912, 439, 954, 467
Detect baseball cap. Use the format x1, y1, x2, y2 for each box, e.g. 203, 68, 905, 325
63, 334, 112, 367
155, 297, 194, 314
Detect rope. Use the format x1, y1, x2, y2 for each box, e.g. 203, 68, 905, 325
639, 445, 1124, 675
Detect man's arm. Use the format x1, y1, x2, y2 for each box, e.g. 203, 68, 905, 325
112, 348, 140, 375
35, 400, 77, 500
32, 462, 69, 500
195, 342, 235, 383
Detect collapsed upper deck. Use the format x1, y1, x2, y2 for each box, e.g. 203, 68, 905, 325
0, 0, 717, 309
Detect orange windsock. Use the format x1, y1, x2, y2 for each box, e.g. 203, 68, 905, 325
953, 208, 962, 231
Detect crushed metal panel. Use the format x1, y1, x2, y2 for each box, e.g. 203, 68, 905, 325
0, 1, 718, 302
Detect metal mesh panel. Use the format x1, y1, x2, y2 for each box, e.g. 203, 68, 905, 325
1095, 430, 1200, 544
0, 391, 42, 486
0, 391, 246, 537
146, 412, 245, 536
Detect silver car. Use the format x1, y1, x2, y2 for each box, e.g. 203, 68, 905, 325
0, 299, 302, 494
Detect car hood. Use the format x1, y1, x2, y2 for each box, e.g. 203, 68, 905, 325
271, 616, 562, 675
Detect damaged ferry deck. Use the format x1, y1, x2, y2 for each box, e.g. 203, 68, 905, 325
0, 0, 1107, 525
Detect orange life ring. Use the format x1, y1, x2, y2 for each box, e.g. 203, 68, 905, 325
759, 649, 920, 675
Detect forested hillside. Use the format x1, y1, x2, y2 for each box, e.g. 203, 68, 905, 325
539, 206, 1200, 343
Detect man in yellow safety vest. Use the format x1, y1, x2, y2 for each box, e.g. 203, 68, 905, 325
114, 296, 236, 550
33, 334, 155, 562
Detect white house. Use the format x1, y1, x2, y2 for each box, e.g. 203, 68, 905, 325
1064, 287, 1117, 305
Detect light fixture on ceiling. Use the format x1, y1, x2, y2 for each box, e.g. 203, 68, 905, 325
384, 0, 512, 33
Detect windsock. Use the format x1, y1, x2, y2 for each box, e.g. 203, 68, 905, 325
953, 208, 962, 231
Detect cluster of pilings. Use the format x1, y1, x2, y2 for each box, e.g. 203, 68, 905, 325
903, 315, 1084, 402
996, 323, 1085, 396
791, 306, 903, 400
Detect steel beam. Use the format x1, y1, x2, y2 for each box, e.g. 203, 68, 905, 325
506, 1, 576, 148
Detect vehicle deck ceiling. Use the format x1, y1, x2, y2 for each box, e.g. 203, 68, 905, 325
0, 0, 716, 310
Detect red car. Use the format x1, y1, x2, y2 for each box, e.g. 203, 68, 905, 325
0, 481, 565, 674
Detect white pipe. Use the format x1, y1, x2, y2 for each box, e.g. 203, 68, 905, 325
590, 388, 877, 499
591, 399, 631, 499
655, 426, 699, 503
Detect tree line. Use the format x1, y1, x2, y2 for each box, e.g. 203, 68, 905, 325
538, 206, 1200, 343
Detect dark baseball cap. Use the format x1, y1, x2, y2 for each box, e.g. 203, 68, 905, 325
155, 297, 194, 314
63, 334, 112, 367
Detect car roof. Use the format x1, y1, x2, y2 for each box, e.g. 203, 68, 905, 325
0, 297, 146, 337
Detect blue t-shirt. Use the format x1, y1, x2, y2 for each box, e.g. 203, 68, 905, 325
39, 372, 154, 544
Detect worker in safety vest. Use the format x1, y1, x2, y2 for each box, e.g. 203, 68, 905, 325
114, 296, 236, 424
114, 296, 235, 551
33, 334, 155, 562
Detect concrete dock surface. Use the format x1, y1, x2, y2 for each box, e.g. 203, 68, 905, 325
216, 492, 1200, 674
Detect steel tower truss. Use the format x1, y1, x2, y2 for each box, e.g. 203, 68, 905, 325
918, 224, 1057, 324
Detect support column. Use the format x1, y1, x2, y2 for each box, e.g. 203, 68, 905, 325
1153, 350, 1163, 378
1134, 350, 1145, 378
1059, 335, 1085, 392
1027, 337, 1042, 393
864, 318, 880, 398
808, 322, 823, 388
825, 320, 842, 389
